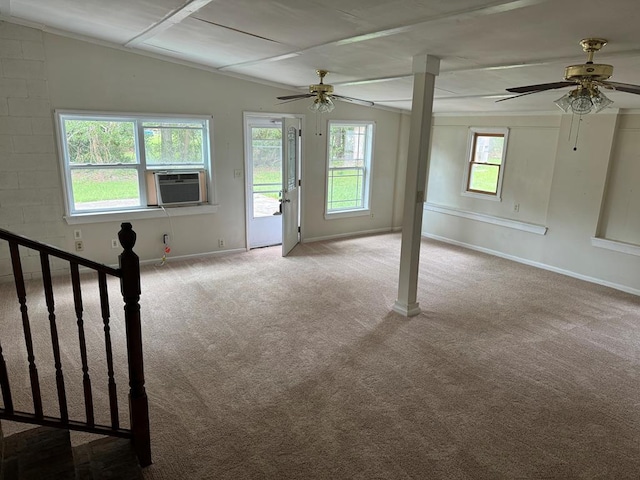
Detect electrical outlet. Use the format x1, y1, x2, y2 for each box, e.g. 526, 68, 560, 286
74, 229, 82, 240
111, 239, 119, 249
234, 169, 242, 178
75, 240, 84, 252
513, 202, 520, 212
218, 239, 225, 248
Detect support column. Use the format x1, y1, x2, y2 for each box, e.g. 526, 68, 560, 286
393, 54, 440, 317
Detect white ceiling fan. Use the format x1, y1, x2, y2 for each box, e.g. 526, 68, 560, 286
277, 70, 374, 113
499, 38, 640, 114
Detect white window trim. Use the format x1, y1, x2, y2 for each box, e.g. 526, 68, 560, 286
324, 120, 375, 219
55, 109, 216, 222
461, 127, 509, 201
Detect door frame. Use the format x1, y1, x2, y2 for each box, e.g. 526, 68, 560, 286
243, 112, 304, 251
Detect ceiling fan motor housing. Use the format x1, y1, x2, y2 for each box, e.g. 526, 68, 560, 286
564, 63, 613, 82
309, 83, 334, 95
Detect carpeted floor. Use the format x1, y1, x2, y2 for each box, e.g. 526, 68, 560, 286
1, 233, 640, 479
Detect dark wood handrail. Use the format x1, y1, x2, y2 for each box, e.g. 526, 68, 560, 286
0, 228, 121, 277
0, 222, 151, 467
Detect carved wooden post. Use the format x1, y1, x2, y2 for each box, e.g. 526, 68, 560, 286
118, 223, 151, 467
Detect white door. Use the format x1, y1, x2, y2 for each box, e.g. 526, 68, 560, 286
246, 116, 283, 248
282, 117, 300, 256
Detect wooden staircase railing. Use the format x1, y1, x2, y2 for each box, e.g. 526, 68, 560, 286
0, 222, 151, 467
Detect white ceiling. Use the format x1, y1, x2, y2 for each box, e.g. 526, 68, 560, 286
5, 0, 640, 113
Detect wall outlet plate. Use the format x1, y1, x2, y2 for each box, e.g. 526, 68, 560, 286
111, 239, 119, 249
75, 240, 84, 251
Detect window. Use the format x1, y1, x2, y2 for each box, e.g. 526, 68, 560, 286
326, 121, 374, 217
55, 111, 212, 216
463, 127, 509, 200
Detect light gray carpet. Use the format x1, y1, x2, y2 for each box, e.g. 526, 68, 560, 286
1, 233, 640, 479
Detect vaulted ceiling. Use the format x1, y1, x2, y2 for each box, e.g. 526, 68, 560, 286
5, 0, 640, 113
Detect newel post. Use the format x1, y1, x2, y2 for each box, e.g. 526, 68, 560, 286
118, 222, 151, 467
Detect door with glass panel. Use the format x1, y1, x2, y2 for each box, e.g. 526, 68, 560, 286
245, 116, 284, 248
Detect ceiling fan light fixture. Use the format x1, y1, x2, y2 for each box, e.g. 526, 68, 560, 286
554, 92, 573, 113
591, 90, 613, 113
308, 95, 335, 113
554, 87, 613, 115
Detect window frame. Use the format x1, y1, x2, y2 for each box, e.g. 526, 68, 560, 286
461, 127, 509, 201
55, 110, 214, 219
324, 120, 375, 219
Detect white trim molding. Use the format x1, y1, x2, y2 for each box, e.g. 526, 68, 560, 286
64, 204, 219, 225
424, 233, 640, 297
424, 203, 547, 235
591, 237, 640, 257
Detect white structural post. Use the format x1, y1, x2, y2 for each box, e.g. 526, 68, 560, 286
393, 54, 440, 317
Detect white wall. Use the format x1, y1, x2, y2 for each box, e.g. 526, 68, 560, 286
422, 111, 640, 294
0, 22, 405, 279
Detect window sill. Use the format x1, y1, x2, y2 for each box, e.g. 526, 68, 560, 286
461, 191, 502, 202
64, 204, 219, 225
324, 208, 371, 220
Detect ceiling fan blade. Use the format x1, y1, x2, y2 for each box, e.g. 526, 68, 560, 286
276, 93, 315, 100
601, 81, 640, 95
331, 94, 374, 107
506, 81, 575, 94
495, 90, 550, 103
277, 98, 311, 105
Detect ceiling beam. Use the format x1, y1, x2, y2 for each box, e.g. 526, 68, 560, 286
218, 0, 552, 71
125, 0, 214, 47
327, 48, 640, 88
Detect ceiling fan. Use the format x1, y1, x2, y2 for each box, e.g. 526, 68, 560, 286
277, 70, 374, 113
499, 38, 640, 114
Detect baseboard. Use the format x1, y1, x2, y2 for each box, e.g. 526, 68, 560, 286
303, 227, 395, 244
423, 233, 640, 297
137, 247, 246, 267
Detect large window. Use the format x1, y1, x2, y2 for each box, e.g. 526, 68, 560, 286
56, 111, 212, 216
463, 127, 509, 200
326, 121, 374, 217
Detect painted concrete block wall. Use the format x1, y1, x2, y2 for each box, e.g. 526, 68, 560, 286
423, 111, 640, 294
0, 22, 66, 278
0, 21, 405, 279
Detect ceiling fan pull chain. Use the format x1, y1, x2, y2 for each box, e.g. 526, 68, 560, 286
573, 115, 583, 151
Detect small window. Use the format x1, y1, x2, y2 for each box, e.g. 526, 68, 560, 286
56, 111, 212, 216
463, 127, 509, 200
326, 121, 375, 217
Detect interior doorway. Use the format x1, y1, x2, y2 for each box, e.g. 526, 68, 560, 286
244, 113, 302, 252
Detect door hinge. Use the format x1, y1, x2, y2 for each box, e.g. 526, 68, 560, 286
298, 179, 301, 187
298, 129, 302, 137
298, 226, 301, 233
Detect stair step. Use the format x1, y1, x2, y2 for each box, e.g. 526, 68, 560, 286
1, 426, 76, 480
73, 437, 142, 480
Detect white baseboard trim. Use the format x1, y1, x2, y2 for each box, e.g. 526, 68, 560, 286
591, 237, 640, 257
303, 227, 395, 244
424, 203, 547, 235
137, 247, 246, 267
423, 233, 640, 297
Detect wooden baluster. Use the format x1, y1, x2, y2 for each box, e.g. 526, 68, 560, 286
119, 223, 151, 467
98, 271, 119, 429
40, 252, 68, 423
0, 341, 13, 413
9, 241, 43, 418
70, 263, 94, 426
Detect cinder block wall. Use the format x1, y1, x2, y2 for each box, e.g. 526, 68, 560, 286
0, 22, 64, 278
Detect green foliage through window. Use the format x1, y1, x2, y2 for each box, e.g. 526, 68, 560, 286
58, 112, 210, 214
327, 122, 374, 213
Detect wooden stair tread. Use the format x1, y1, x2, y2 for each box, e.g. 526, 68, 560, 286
2, 426, 75, 480
1, 426, 143, 480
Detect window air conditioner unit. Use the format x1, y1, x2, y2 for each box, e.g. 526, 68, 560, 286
152, 170, 206, 206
